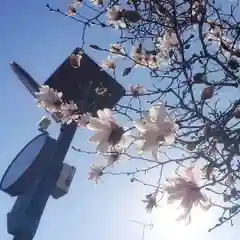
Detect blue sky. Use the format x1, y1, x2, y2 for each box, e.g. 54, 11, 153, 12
1, 1, 240, 240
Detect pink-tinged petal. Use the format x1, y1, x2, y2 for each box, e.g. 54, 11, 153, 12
151, 145, 159, 160
173, 122, 179, 131
88, 131, 106, 143
199, 200, 212, 211
118, 134, 132, 149
97, 109, 109, 124
97, 140, 110, 153
135, 139, 146, 150
174, 177, 188, 186
142, 111, 152, 123
164, 185, 177, 194
164, 132, 175, 144
185, 214, 192, 226
167, 193, 183, 204
164, 121, 177, 132
142, 139, 157, 151
134, 121, 149, 132
184, 167, 195, 182
180, 195, 193, 209
149, 104, 165, 123
87, 118, 108, 131
176, 214, 186, 222
103, 108, 114, 120
198, 192, 210, 203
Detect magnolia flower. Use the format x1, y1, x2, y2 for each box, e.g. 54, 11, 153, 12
145, 53, 168, 69
142, 194, 157, 213
35, 85, 62, 112
157, 31, 178, 52
101, 57, 116, 71
164, 167, 211, 224
87, 108, 132, 153
134, 104, 178, 159
107, 5, 126, 29
60, 102, 80, 124
131, 46, 145, 67
128, 84, 145, 97
88, 164, 104, 183
191, 0, 204, 21
205, 24, 222, 43
109, 44, 126, 58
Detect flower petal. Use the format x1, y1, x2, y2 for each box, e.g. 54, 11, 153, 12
164, 132, 175, 144
142, 111, 152, 123
149, 104, 165, 123
103, 108, 114, 119
87, 118, 108, 131
135, 139, 145, 149
167, 193, 183, 204
89, 131, 106, 143
118, 134, 132, 149
185, 167, 195, 182
97, 140, 110, 153
151, 145, 159, 160
134, 121, 149, 133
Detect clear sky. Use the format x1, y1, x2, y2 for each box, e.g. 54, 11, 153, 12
1, 1, 240, 240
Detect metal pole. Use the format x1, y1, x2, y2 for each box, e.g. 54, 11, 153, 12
10, 61, 40, 96
9, 123, 77, 240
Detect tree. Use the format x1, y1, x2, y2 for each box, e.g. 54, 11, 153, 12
39, 0, 240, 232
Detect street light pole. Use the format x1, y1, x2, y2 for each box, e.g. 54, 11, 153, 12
10, 61, 40, 96
2, 49, 125, 239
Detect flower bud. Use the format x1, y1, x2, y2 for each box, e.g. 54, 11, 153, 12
201, 86, 214, 100
69, 54, 82, 68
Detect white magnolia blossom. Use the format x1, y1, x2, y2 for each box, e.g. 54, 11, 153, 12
157, 31, 178, 53
88, 164, 104, 183
192, 0, 204, 21
142, 194, 157, 213
131, 46, 145, 66
128, 84, 145, 97
131, 46, 168, 69
109, 44, 126, 58
205, 24, 222, 44
164, 167, 211, 224
107, 5, 126, 29
35, 85, 62, 112
87, 108, 132, 153
134, 104, 178, 159
101, 57, 116, 71
60, 102, 90, 126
